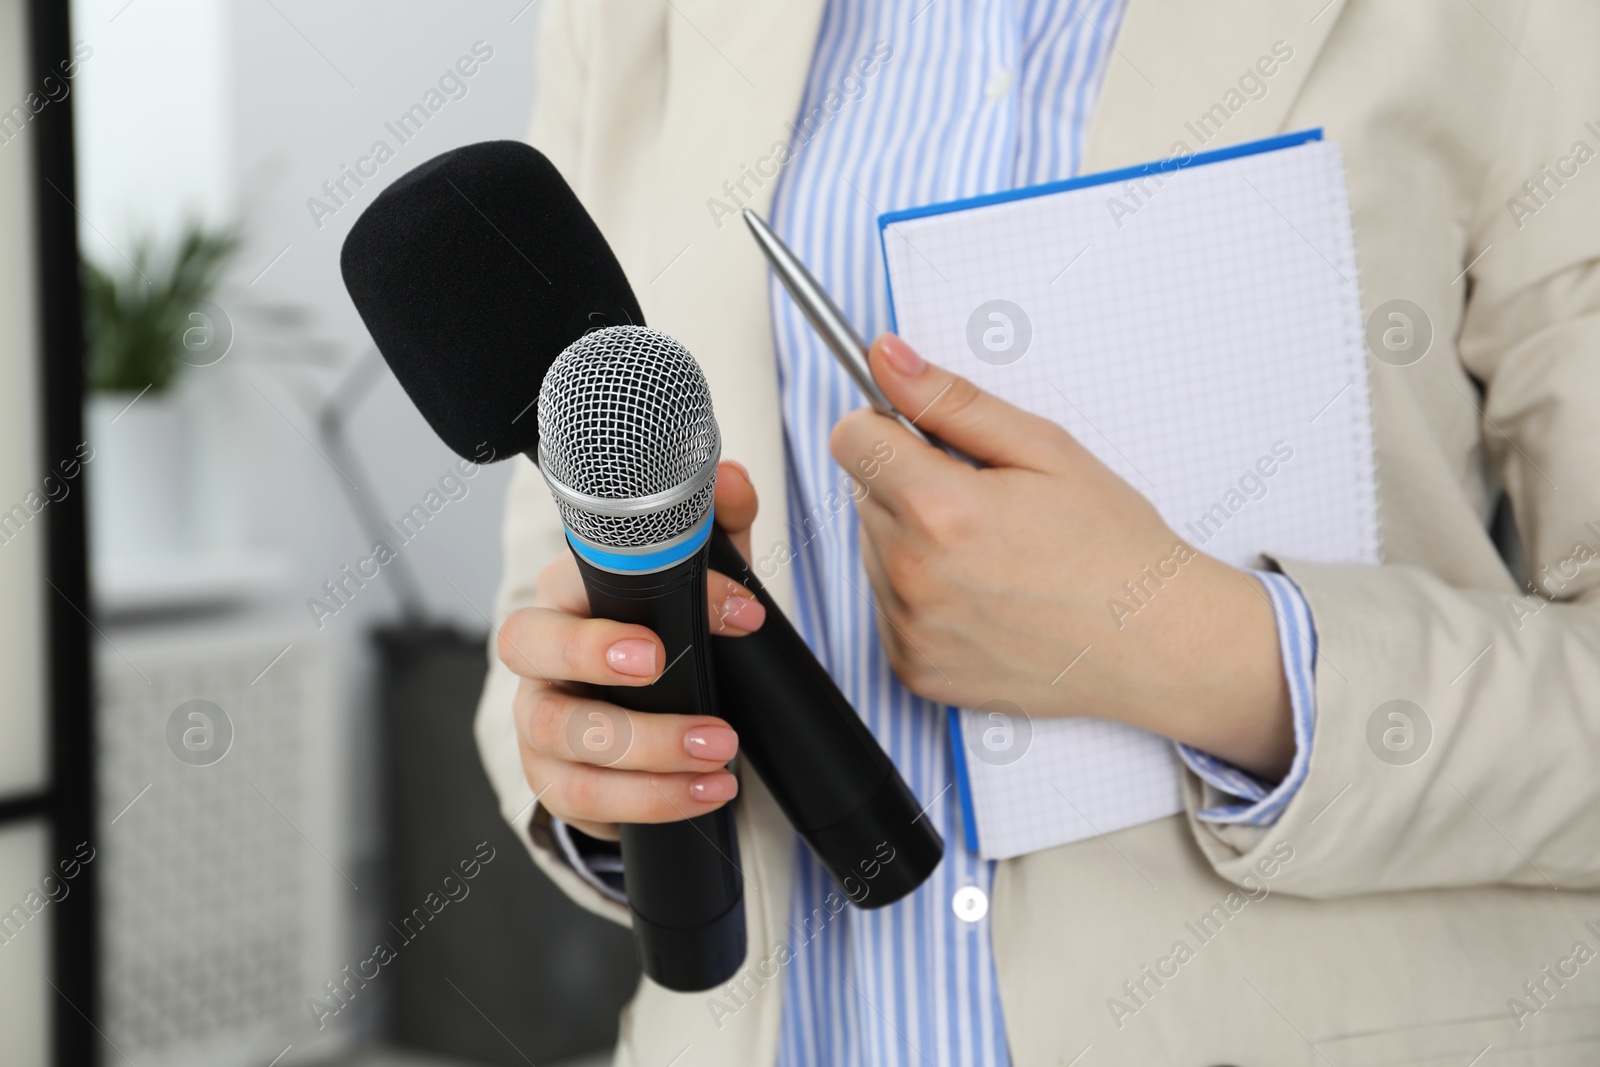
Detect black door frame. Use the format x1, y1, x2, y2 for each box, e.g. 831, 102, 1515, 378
13, 1, 97, 1064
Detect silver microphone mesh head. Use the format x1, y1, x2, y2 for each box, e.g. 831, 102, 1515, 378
536, 326, 720, 550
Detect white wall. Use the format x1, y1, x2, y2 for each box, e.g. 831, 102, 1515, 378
72, 0, 542, 633
222, 1, 540, 635
74, 0, 232, 245
69, 8, 544, 1052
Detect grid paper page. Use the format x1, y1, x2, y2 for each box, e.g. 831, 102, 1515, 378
882, 138, 1377, 860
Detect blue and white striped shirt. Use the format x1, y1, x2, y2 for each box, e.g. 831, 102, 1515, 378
763, 2, 1319, 1064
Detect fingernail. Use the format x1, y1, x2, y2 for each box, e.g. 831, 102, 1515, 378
606, 639, 657, 677
689, 773, 739, 803
879, 333, 926, 376
684, 725, 739, 762
719, 594, 767, 633
723, 459, 751, 484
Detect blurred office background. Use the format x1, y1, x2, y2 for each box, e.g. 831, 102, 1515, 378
0, 1, 640, 1064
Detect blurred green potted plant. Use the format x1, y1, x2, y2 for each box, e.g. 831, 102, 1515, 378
83, 222, 238, 561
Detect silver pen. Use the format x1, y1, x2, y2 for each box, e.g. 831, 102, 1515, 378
741, 208, 938, 449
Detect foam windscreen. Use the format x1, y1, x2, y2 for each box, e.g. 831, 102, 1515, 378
340, 140, 642, 461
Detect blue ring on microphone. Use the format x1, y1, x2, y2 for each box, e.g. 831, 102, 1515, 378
566, 511, 714, 573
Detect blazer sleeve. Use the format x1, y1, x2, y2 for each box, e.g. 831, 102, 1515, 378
1188, 2, 1600, 897
474, 459, 632, 926
473, 0, 631, 927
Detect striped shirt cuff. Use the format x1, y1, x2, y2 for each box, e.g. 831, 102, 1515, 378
1176, 568, 1317, 826
551, 817, 629, 904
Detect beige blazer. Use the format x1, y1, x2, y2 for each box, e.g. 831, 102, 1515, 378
474, 1, 1600, 1063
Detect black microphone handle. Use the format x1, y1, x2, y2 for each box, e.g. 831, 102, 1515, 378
572, 541, 746, 992
708, 527, 943, 908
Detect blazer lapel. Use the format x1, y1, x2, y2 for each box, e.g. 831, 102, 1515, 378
641, 0, 827, 618
1084, 0, 1350, 171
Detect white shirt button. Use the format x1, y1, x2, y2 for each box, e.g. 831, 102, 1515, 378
984, 66, 1013, 101
952, 885, 989, 923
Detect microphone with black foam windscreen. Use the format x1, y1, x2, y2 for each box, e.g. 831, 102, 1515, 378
340, 141, 941, 950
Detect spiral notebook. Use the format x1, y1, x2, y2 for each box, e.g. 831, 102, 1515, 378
878, 130, 1379, 860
